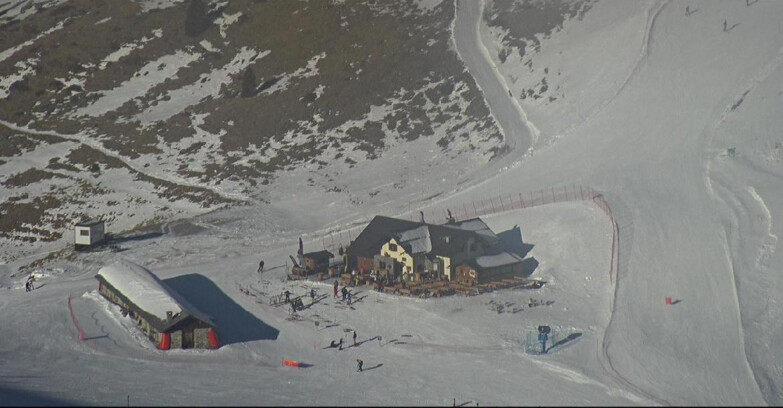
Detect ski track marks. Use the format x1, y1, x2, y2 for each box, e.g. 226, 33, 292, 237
549, 0, 671, 145
701, 43, 783, 407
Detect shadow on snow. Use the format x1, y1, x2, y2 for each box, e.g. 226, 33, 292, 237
164, 274, 279, 345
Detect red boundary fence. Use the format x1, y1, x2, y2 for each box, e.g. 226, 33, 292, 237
67, 295, 84, 340
320, 185, 617, 283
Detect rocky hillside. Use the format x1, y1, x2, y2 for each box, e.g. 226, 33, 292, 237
0, 0, 504, 262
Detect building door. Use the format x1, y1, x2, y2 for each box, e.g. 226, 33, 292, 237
183, 328, 194, 349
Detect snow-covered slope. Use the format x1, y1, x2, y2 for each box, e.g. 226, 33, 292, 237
2, 0, 783, 405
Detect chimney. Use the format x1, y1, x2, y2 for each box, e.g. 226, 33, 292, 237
166, 311, 173, 320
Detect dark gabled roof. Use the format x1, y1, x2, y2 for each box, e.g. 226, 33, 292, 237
431, 223, 482, 254
349, 216, 422, 258
443, 217, 499, 246
492, 225, 533, 258
304, 250, 334, 262
394, 223, 482, 258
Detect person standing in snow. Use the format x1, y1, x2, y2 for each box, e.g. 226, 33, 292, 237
347, 291, 352, 305
334, 280, 339, 298
258, 260, 264, 273
341, 286, 348, 301
284, 290, 291, 303
339, 338, 343, 350
25, 275, 35, 292
356, 359, 363, 372
310, 288, 316, 300
723, 19, 728, 32
353, 331, 357, 346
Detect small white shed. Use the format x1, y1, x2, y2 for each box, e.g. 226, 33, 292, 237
74, 219, 105, 249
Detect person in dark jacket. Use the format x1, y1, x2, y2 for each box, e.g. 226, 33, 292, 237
356, 359, 363, 372
353, 331, 357, 346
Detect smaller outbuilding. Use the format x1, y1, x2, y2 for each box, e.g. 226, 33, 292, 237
303, 250, 334, 274
454, 252, 526, 287
74, 219, 105, 251
95, 260, 218, 350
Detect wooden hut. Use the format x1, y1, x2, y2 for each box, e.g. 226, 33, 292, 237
95, 260, 218, 350
303, 250, 334, 274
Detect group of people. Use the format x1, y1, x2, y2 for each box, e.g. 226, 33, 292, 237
328, 331, 359, 351
333, 281, 354, 305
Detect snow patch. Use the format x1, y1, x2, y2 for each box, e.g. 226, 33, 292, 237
73, 49, 202, 118
136, 47, 269, 125
0, 57, 39, 99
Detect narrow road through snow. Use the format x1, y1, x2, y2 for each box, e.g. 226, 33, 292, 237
452, 0, 535, 156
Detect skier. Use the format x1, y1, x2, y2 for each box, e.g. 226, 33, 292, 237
334, 281, 339, 298
310, 288, 316, 300
284, 290, 291, 303
341, 286, 348, 301
723, 19, 727, 32
353, 331, 357, 346
258, 260, 264, 273
356, 359, 363, 372
685, 5, 690, 16
339, 338, 343, 350
347, 291, 352, 306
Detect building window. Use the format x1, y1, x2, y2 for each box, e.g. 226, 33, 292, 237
433, 263, 439, 271
80, 230, 90, 236
389, 243, 397, 252
379, 261, 386, 270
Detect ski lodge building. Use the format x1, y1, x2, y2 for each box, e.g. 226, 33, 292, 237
348, 215, 529, 284
95, 260, 219, 350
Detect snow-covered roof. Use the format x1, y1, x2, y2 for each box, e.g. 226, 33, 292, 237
448, 218, 498, 242
76, 219, 104, 227
96, 260, 187, 322
395, 225, 432, 254
474, 252, 524, 269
